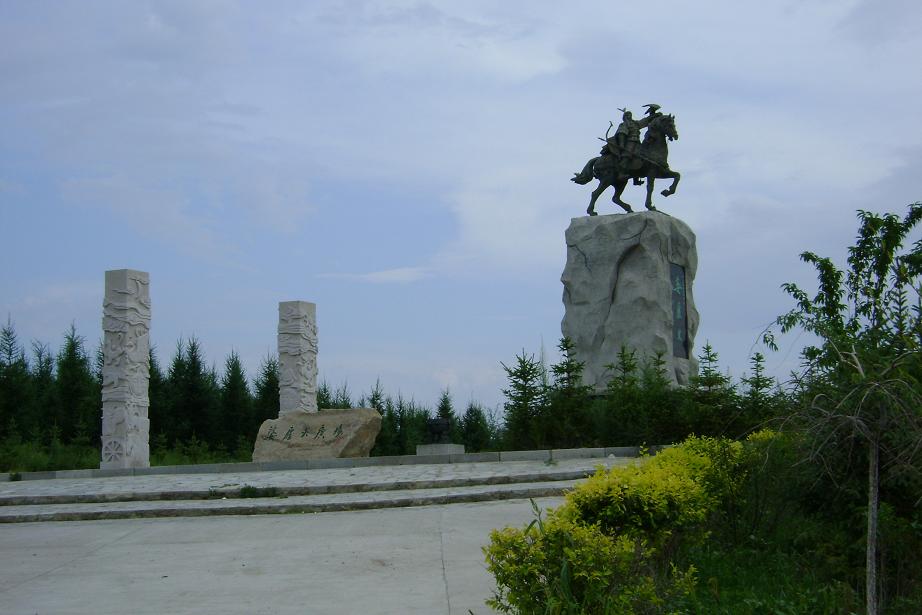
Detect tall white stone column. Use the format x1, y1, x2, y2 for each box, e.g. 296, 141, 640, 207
100, 269, 151, 469
277, 301, 318, 415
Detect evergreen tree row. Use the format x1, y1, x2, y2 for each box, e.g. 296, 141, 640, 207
0, 319, 501, 469
0, 321, 100, 446
500, 337, 786, 450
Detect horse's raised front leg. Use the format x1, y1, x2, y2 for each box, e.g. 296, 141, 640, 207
587, 180, 610, 216
660, 171, 681, 197
612, 178, 632, 213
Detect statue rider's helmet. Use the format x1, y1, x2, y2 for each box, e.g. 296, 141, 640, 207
622, 110, 633, 121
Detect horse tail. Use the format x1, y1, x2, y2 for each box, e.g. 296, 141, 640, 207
571, 157, 597, 184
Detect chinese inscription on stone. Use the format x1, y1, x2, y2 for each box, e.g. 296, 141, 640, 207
670, 263, 689, 359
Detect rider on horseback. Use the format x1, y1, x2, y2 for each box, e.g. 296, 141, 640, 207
610, 104, 662, 184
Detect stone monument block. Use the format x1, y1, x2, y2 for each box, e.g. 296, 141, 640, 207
100, 269, 151, 469
252, 408, 382, 461
254, 300, 381, 461
278, 301, 318, 415
561, 211, 699, 392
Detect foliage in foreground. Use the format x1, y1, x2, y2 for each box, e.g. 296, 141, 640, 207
484, 434, 874, 614
766, 203, 922, 615
485, 436, 741, 614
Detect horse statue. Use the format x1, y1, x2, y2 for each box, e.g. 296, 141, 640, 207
571, 113, 681, 216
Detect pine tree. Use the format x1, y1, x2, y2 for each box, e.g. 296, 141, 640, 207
460, 401, 491, 452
252, 354, 279, 435
603, 347, 647, 446
183, 337, 220, 443
317, 380, 333, 409
501, 351, 547, 449
435, 387, 457, 443
371, 393, 399, 456
54, 324, 97, 444
164, 337, 220, 445
546, 338, 592, 447
332, 381, 352, 408
28, 341, 56, 441
684, 342, 739, 437
0, 318, 30, 440
148, 347, 167, 445
163, 339, 190, 443
220, 350, 253, 450
740, 352, 779, 426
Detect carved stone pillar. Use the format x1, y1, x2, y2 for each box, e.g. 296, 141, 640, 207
100, 269, 151, 469
277, 301, 318, 415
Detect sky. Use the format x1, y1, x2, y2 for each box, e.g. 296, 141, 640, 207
1, 0, 921, 413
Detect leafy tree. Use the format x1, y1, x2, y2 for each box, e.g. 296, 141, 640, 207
769, 204, 922, 614
501, 350, 547, 449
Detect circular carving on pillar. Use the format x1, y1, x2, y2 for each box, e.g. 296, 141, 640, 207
102, 440, 124, 462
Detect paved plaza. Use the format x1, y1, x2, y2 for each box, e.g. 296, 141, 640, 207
0, 497, 563, 615
0, 455, 633, 614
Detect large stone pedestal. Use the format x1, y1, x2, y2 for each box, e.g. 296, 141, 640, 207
561, 211, 699, 392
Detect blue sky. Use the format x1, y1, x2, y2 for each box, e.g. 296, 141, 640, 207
2, 0, 921, 412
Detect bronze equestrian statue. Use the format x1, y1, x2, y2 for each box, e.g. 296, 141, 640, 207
572, 104, 681, 215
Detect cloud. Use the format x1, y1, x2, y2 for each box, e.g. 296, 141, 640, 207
312, 1, 567, 82
838, 0, 922, 46
318, 266, 432, 284
61, 176, 233, 263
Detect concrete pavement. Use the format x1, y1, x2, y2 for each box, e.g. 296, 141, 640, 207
0, 497, 563, 615
0, 453, 639, 613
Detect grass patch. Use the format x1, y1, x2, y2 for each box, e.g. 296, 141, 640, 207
238, 485, 280, 498
681, 543, 857, 614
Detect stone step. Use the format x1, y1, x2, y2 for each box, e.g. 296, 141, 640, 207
0, 468, 595, 507
0, 480, 581, 523
0, 457, 631, 507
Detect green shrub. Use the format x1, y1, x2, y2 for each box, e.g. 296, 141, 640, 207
485, 502, 696, 614
485, 436, 742, 614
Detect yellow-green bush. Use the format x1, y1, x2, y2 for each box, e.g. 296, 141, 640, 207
484, 436, 746, 614
486, 504, 696, 614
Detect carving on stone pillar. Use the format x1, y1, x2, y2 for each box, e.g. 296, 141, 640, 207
278, 301, 318, 415
100, 269, 151, 469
